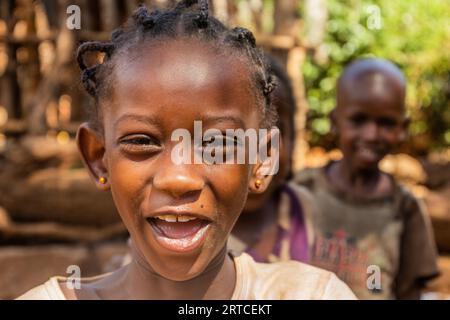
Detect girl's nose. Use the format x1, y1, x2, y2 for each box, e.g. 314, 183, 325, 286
153, 165, 205, 198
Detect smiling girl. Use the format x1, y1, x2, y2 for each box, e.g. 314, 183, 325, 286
17, 1, 355, 300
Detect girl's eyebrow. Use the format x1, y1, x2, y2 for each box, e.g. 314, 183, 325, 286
114, 114, 246, 130
201, 115, 246, 128
114, 114, 161, 130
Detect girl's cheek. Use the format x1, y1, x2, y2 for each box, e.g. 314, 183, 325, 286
108, 153, 149, 215
208, 164, 250, 222
109, 154, 140, 190
211, 163, 249, 190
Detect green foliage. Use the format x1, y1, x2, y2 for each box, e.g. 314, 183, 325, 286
301, 0, 450, 150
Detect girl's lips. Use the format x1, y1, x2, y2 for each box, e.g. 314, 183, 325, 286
147, 217, 211, 253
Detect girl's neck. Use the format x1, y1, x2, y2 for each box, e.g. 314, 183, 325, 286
233, 194, 279, 245
122, 243, 236, 300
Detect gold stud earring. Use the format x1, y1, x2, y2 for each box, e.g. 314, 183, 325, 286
255, 179, 262, 189
99, 177, 107, 185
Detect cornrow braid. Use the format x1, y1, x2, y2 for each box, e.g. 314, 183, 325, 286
175, 0, 204, 10
80, 65, 98, 97
175, 0, 209, 28
133, 5, 157, 30
77, 42, 115, 98
226, 27, 276, 115
230, 27, 256, 47
264, 74, 277, 96
77, 0, 278, 130
195, 0, 209, 28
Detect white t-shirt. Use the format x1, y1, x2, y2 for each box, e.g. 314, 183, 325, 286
17, 253, 356, 300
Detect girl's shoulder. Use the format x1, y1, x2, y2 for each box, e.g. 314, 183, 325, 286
15, 272, 113, 300
16, 277, 66, 300
232, 253, 357, 300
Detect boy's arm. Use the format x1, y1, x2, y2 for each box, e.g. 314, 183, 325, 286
395, 191, 440, 299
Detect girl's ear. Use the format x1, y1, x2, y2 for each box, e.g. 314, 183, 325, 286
248, 128, 280, 194
76, 123, 110, 191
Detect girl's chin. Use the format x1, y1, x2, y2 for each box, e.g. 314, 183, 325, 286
145, 250, 221, 282
157, 269, 206, 282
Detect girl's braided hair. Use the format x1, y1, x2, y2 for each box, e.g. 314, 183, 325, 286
77, 0, 277, 132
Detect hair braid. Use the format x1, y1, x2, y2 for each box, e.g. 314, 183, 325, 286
77, 0, 278, 130
77, 42, 115, 99
133, 5, 157, 30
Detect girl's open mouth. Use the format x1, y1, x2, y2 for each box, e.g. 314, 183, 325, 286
147, 215, 211, 253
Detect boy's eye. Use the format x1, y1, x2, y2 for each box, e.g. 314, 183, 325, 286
377, 117, 397, 128
349, 113, 368, 126
119, 134, 161, 154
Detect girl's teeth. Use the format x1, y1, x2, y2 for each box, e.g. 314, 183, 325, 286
155, 215, 197, 222
177, 216, 196, 222
157, 215, 177, 222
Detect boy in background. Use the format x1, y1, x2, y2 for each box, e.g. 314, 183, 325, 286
296, 58, 439, 299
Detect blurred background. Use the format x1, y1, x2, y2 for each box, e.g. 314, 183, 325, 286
0, 0, 449, 299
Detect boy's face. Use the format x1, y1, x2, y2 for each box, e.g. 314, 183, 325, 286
77, 39, 273, 281
334, 71, 408, 171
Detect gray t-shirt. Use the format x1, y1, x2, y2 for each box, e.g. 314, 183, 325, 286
295, 165, 439, 299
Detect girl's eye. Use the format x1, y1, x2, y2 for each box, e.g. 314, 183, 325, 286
119, 135, 161, 154
199, 135, 241, 164
202, 135, 240, 149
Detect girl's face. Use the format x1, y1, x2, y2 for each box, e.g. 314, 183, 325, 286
77, 39, 272, 281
